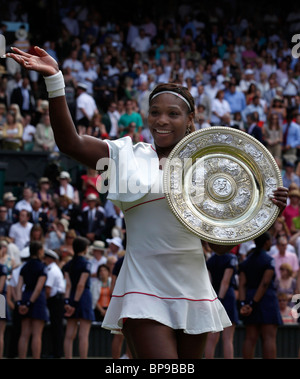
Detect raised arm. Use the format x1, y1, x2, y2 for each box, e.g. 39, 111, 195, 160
7, 46, 108, 169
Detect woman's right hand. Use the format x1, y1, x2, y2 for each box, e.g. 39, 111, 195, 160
6, 46, 59, 77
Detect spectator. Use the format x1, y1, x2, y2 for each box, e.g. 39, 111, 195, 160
3, 192, 18, 224
106, 237, 123, 258
277, 292, 297, 324
224, 82, 246, 116
282, 162, 300, 189
210, 89, 231, 125
131, 28, 151, 58
29, 198, 49, 234
80, 194, 105, 243
282, 113, 300, 165
88, 240, 107, 281
57, 172, 79, 205
45, 219, 68, 251
282, 188, 300, 231
118, 99, 143, 137
62, 50, 83, 82
1, 110, 23, 151
0, 206, 11, 237
15, 187, 34, 214
9, 210, 33, 251
242, 95, 266, 124
77, 59, 98, 95
264, 113, 283, 160
194, 85, 212, 121
274, 263, 297, 307
245, 112, 263, 143
91, 264, 112, 322
33, 113, 56, 152
22, 113, 36, 151
75, 82, 98, 128
10, 76, 35, 116
273, 235, 299, 279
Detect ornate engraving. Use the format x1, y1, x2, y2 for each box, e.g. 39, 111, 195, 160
164, 127, 282, 245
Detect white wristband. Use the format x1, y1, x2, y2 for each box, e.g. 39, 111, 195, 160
44, 70, 65, 98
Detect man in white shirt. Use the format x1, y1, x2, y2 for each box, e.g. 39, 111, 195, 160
77, 59, 98, 95
8, 209, 33, 250
44, 249, 65, 358
15, 187, 33, 214
131, 28, 151, 57
62, 50, 83, 81
76, 83, 98, 127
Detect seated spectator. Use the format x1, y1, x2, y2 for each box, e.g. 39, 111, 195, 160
8, 209, 33, 251
273, 235, 299, 278
81, 168, 100, 209
282, 162, 300, 189
29, 198, 49, 234
59, 229, 76, 258
80, 194, 106, 243
118, 99, 143, 137
224, 82, 246, 117
45, 218, 68, 251
264, 113, 283, 160
245, 112, 263, 143
29, 223, 45, 244
106, 237, 123, 258
277, 292, 297, 324
269, 217, 291, 246
1, 110, 23, 151
3, 192, 18, 224
0, 206, 11, 237
242, 95, 266, 124
274, 263, 297, 306
56, 171, 80, 205
33, 113, 56, 152
88, 240, 108, 280
282, 113, 300, 165
267, 97, 286, 127
282, 188, 300, 231
22, 113, 36, 151
33, 177, 53, 210
210, 90, 231, 126
15, 187, 34, 214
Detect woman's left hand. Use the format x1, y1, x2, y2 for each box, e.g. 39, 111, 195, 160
271, 186, 289, 216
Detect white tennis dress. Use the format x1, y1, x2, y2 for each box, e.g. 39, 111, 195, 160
101, 137, 231, 334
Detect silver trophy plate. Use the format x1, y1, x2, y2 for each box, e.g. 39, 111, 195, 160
163, 127, 282, 245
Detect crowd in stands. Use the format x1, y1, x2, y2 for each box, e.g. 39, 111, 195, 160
0, 0, 300, 358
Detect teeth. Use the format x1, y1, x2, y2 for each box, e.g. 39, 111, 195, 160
156, 129, 171, 134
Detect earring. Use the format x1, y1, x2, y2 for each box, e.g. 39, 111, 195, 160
185, 125, 191, 135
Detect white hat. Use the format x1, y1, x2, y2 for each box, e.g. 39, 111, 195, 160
91, 240, 105, 251
106, 237, 123, 250
44, 249, 59, 260
77, 82, 88, 91
58, 218, 69, 232
58, 171, 71, 180
20, 246, 30, 259
86, 193, 99, 201
3, 192, 17, 201
245, 69, 254, 75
